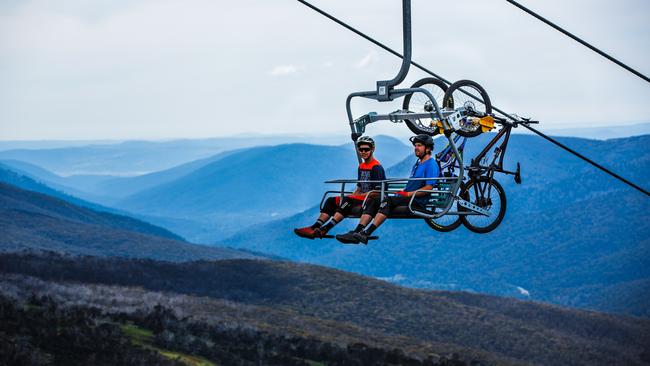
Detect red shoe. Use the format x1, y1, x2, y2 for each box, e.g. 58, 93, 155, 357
294, 226, 317, 239
314, 227, 329, 239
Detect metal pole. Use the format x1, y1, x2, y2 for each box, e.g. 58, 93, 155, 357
376, 0, 412, 101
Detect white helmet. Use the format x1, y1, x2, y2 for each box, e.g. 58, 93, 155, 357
356, 136, 375, 148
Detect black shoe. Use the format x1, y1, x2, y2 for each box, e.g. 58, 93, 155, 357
335, 231, 360, 244
353, 231, 370, 245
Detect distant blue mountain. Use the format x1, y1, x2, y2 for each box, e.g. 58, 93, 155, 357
0, 159, 115, 203
114, 138, 412, 241
0, 139, 250, 176
0, 182, 261, 261
0, 135, 374, 176
86, 149, 242, 200
222, 134, 650, 317
0, 165, 183, 241
0, 135, 409, 203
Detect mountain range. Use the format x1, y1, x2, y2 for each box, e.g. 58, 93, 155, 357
2, 251, 649, 366
0, 134, 378, 176
1, 132, 648, 365
0, 182, 260, 262
1, 133, 647, 318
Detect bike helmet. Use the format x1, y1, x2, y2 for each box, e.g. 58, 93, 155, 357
409, 134, 434, 149
356, 136, 375, 148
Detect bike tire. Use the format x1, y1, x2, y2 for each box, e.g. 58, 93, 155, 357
459, 176, 506, 233
442, 80, 492, 138
424, 186, 466, 233
402, 77, 448, 136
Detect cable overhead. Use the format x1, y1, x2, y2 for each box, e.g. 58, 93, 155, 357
521, 124, 649, 196
296, 0, 650, 198
295, 0, 452, 85
505, 0, 650, 85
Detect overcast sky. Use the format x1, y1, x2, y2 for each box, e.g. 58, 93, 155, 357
1, 0, 649, 140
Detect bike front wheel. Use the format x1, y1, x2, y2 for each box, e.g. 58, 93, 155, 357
442, 80, 492, 138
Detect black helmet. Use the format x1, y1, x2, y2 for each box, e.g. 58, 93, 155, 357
356, 136, 375, 148
409, 134, 434, 149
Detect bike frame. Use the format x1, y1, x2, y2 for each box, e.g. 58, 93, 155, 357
468, 122, 521, 181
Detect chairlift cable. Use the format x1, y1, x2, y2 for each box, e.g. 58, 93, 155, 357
520, 124, 650, 196
296, 0, 650, 198
505, 0, 650, 85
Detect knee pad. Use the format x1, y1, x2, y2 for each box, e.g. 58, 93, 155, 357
321, 197, 338, 215
362, 197, 381, 216
377, 198, 392, 216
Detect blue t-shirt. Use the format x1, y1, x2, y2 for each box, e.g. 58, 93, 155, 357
404, 158, 439, 192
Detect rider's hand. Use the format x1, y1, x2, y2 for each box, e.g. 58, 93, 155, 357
396, 191, 409, 197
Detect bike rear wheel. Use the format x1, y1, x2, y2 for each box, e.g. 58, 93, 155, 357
459, 176, 506, 233
442, 80, 492, 138
424, 197, 463, 232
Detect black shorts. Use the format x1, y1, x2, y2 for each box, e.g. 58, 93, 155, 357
321, 195, 379, 216
376, 195, 424, 216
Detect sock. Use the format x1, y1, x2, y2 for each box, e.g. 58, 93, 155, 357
363, 224, 377, 235
353, 224, 365, 233
321, 218, 339, 232
311, 219, 325, 229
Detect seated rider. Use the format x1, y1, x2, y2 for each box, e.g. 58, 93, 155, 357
294, 136, 387, 239
336, 134, 439, 244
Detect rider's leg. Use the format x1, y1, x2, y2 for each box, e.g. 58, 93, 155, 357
356, 214, 372, 231
295, 197, 337, 238
362, 196, 399, 235
362, 213, 386, 236
355, 196, 381, 232
312, 197, 338, 228
313, 212, 330, 228
321, 196, 366, 234
320, 211, 343, 234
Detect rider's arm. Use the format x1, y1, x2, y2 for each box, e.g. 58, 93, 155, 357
403, 185, 433, 197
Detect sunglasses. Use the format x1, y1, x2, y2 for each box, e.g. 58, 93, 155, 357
358, 147, 372, 152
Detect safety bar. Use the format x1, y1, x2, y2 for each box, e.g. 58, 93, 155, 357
346, 87, 454, 141
319, 190, 354, 211
405, 186, 455, 219
324, 176, 461, 218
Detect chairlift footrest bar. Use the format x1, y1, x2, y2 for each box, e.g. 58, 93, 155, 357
457, 199, 491, 216
321, 234, 378, 240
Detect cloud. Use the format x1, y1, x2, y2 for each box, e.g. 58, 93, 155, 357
355, 50, 378, 68
269, 64, 298, 76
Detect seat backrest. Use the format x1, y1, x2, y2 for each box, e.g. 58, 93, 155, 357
425, 181, 453, 209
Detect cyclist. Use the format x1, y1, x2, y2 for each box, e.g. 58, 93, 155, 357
294, 136, 386, 239
336, 134, 439, 244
